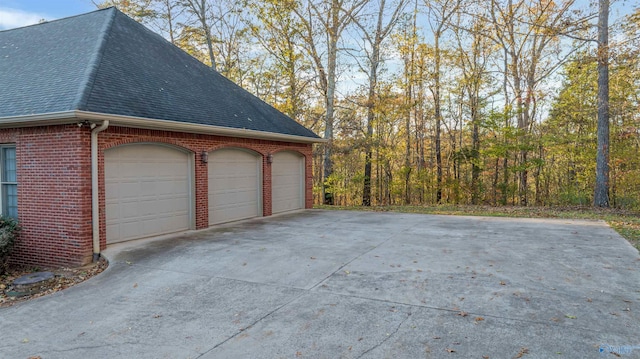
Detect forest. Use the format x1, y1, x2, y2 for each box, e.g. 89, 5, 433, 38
99, 0, 640, 210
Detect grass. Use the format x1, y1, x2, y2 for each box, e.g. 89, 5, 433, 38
315, 204, 640, 251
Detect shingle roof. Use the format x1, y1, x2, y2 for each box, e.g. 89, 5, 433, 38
0, 7, 320, 140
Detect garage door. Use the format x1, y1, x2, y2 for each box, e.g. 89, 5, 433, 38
105, 144, 191, 244
272, 151, 304, 214
209, 148, 261, 225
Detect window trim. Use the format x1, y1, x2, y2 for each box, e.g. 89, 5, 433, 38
0, 145, 17, 218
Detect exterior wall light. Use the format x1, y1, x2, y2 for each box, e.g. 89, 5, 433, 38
201, 150, 208, 164
267, 153, 273, 164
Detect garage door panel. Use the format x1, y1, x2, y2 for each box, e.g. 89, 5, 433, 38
209, 149, 261, 225
272, 152, 304, 214
105, 144, 191, 244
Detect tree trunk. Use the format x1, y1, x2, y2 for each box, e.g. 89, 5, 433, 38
434, 33, 443, 203
594, 0, 610, 207
471, 112, 480, 205
362, 51, 377, 206
196, 0, 217, 70
322, 0, 341, 205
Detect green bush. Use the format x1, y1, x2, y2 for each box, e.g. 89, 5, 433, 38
0, 216, 21, 275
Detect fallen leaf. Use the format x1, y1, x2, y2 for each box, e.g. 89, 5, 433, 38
153, 314, 162, 318
564, 314, 576, 319
22, 338, 29, 343
475, 317, 484, 322
514, 347, 529, 358
446, 348, 456, 353
344, 270, 350, 275
433, 336, 441, 339
482, 356, 489, 359
457, 311, 468, 317
500, 281, 506, 286
125, 261, 132, 265
310, 257, 316, 260
133, 283, 138, 288
295, 351, 302, 357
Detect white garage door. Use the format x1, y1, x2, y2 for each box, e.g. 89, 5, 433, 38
272, 151, 304, 214
105, 144, 191, 244
209, 148, 261, 225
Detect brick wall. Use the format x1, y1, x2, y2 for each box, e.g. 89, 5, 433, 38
3, 124, 313, 268
5, 125, 93, 268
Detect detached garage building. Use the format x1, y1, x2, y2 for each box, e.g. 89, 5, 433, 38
0, 8, 322, 267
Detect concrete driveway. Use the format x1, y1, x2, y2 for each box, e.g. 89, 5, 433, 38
2, 210, 639, 358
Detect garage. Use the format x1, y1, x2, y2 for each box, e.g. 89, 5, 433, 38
209, 148, 262, 225
272, 151, 304, 214
105, 144, 192, 244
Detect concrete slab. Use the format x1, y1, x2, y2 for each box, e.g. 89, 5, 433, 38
1, 210, 639, 358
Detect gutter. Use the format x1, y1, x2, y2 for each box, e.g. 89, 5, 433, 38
91, 120, 109, 261
76, 111, 327, 144
0, 111, 326, 143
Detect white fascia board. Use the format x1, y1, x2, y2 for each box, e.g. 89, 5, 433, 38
0, 111, 327, 144
0, 111, 78, 127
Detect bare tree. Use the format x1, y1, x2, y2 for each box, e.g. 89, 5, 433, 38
349, 0, 408, 206
294, 0, 368, 204
179, 0, 217, 70
490, 0, 582, 205
424, 0, 463, 204
453, 5, 493, 205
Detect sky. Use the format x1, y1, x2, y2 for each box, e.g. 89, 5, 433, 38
1, 0, 636, 31
0, 0, 96, 30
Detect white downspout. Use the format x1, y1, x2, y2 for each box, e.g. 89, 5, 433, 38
91, 120, 109, 262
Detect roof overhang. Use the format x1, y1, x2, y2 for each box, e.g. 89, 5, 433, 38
0, 111, 327, 144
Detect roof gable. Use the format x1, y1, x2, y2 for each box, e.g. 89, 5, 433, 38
0, 8, 319, 140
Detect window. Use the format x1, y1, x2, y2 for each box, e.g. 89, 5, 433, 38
1, 146, 17, 218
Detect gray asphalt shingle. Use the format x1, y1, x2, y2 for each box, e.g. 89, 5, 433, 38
0, 7, 319, 140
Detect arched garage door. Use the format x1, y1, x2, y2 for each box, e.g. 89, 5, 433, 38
105, 144, 191, 244
272, 151, 304, 214
209, 148, 262, 225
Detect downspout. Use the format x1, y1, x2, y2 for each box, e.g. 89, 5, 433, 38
92, 120, 109, 262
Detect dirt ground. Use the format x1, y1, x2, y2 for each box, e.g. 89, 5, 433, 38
0, 258, 108, 307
